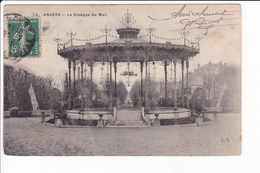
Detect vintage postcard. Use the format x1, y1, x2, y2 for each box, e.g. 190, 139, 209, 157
2, 4, 241, 156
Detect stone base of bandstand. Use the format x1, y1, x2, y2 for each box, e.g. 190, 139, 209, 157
57, 108, 116, 127
45, 107, 215, 128
146, 108, 191, 119
145, 108, 192, 127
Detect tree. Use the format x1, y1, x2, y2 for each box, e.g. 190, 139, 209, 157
129, 80, 142, 107
116, 81, 128, 104
4, 65, 55, 111
194, 63, 241, 111
100, 80, 128, 106
218, 64, 241, 111
129, 79, 160, 107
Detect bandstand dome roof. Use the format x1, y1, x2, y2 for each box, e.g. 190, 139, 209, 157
57, 11, 199, 63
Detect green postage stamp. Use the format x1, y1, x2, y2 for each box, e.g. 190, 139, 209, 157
8, 18, 40, 57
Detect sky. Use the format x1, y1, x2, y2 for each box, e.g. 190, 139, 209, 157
3, 4, 241, 90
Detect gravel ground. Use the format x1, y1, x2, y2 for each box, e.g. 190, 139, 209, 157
3, 113, 241, 156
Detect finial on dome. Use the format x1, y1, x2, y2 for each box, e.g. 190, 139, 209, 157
117, 10, 140, 39
121, 9, 136, 28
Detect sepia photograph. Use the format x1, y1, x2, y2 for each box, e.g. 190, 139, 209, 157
2, 4, 241, 156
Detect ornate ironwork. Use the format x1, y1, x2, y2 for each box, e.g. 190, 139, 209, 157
54, 35, 61, 44
180, 30, 190, 45
121, 60, 137, 87
170, 60, 173, 81
67, 30, 76, 46
101, 25, 112, 43
121, 71, 137, 76
146, 24, 156, 43
152, 61, 156, 80
120, 9, 136, 28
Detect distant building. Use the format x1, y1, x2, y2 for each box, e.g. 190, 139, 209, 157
188, 61, 227, 102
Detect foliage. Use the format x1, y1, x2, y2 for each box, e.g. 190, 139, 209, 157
190, 63, 241, 111
72, 78, 105, 108
129, 79, 160, 107
4, 65, 61, 111
100, 79, 128, 106
116, 81, 128, 104
219, 65, 241, 111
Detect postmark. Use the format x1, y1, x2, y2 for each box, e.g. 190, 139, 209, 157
8, 17, 40, 57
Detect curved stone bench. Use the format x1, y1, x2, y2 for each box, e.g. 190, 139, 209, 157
146, 109, 191, 127
67, 110, 114, 127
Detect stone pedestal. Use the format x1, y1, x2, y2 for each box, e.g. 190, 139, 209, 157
195, 116, 203, 126
55, 118, 63, 127
141, 107, 145, 119
41, 112, 45, 123
113, 107, 117, 121
213, 113, 217, 121
152, 114, 161, 127
97, 114, 104, 127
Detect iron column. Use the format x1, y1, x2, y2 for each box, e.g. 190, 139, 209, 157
81, 61, 84, 110
65, 72, 68, 104
140, 61, 144, 107
164, 60, 168, 107
109, 58, 113, 108
77, 67, 80, 80
181, 59, 185, 107
114, 61, 117, 106
73, 60, 76, 109
90, 61, 93, 102
68, 60, 71, 109
174, 61, 177, 110
186, 59, 189, 108
145, 58, 148, 108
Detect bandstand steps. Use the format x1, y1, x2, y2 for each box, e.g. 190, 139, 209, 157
106, 109, 148, 127
107, 120, 148, 127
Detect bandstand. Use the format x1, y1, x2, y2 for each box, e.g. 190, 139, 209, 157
57, 11, 200, 127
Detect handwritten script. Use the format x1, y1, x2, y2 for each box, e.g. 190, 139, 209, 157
148, 5, 239, 34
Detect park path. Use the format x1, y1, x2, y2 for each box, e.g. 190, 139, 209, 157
3, 113, 241, 156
